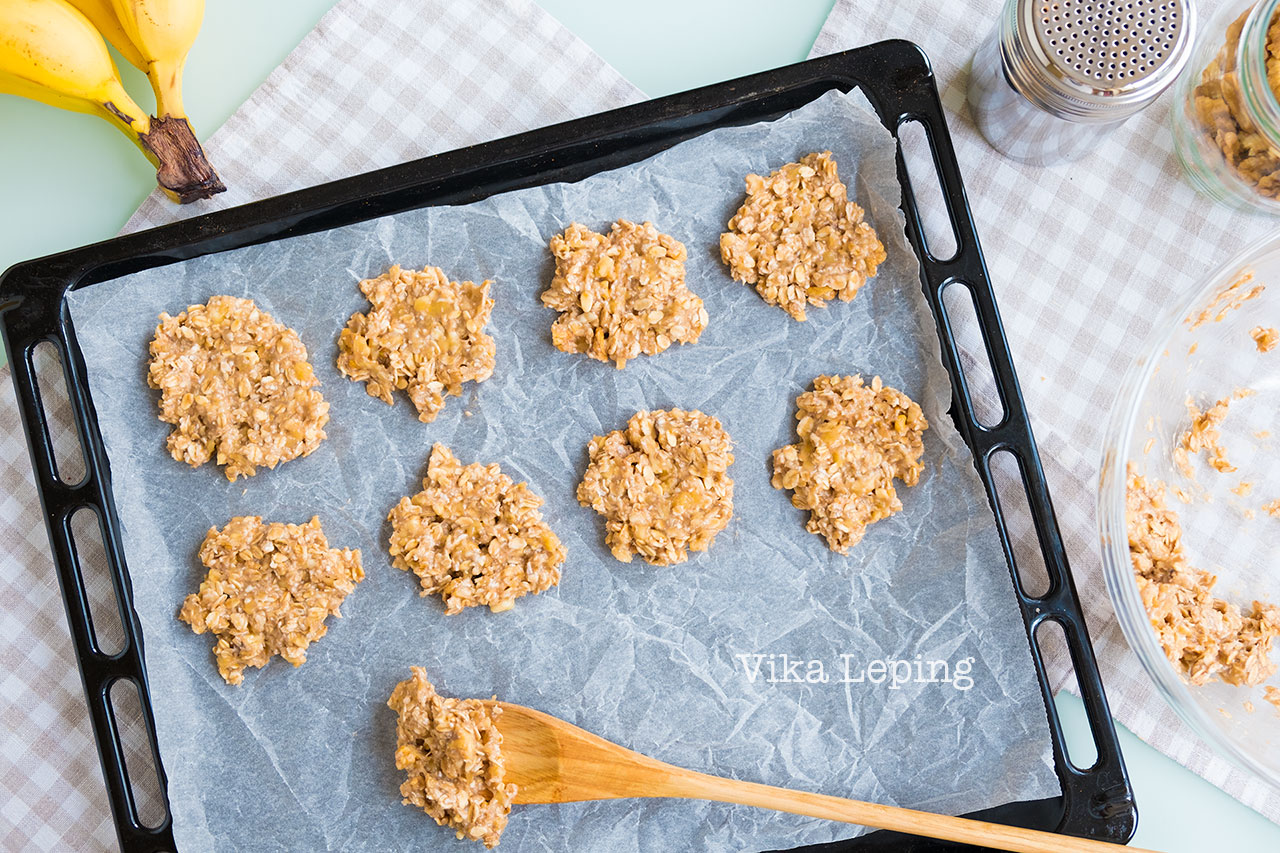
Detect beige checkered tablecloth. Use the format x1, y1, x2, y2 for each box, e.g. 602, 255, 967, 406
5, 0, 1280, 848
813, 0, 1280, 825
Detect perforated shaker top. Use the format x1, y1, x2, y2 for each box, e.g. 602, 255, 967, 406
1033, 0, 1187, 89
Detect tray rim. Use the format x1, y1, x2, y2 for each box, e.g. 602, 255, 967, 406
0, 39, 1135, 853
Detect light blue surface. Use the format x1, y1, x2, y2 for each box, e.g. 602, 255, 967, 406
1, 1, 1277, 849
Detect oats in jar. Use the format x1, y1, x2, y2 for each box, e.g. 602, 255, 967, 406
1126, 469, 1280, 687
338, 265, 496, 423
541, 220, 707, 368
388, 667, 515, 848
147, 295, 328, 482
388, 444, 564, 614
177, 516, 363, 685
720, 151, 886, 321
772, 375, 928, 554
578, 408, 734, 566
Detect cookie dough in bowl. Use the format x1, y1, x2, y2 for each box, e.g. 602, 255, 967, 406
1099, 233, 1280, 787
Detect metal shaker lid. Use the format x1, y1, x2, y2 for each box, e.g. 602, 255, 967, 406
1002, 0, 1197, 122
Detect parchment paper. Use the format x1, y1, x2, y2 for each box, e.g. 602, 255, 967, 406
66, 90, 1059, 852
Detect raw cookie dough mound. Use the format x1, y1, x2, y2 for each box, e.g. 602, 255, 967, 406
337, 264, 496, 423
772, 375, 927, 554
178, 516, 363, 685
147, 295, 328, 482
1127, 469, 1280, 686
541, 220, 707, 368
387, 444, 565, 614
577, 408, 734, 565
720, 151, 886, 321
388, 667, 515, 848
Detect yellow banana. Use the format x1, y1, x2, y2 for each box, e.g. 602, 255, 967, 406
63, 0, 148, 72
0, 0, 152, 142
0, 0, 223, 201
107, 0, 203, 119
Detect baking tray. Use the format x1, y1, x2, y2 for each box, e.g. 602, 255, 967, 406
0, 41, 1135, 852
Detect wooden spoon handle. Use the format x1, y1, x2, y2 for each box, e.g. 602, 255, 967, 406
674, 771, 1150, 853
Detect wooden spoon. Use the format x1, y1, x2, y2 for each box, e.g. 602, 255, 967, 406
482, 701, 1153, 853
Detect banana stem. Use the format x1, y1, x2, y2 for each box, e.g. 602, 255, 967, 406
150, 57, 185, 119
137, 115, 224, 203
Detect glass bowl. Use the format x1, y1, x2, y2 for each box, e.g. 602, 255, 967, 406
1099, 233, 1280, 787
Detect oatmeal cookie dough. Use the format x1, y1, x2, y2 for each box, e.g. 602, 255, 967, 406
772, 375, 928, 554
1127, 469, 1280, 686
541, 220, 707, 368
388, 444, 565, 614
177, 516, 363, 685
720, 151, 886, 321
1172, 389, 1254, 477
388, 667, 515, 848
147, 295, 328, 482
577, 408, 734, 566
338, 265, 496, 423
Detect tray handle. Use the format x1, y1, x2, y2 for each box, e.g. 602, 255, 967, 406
6, 319, 177, 853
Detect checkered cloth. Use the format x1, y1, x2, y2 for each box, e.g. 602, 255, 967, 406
0, 1, 640, 849
813, 0, 1280, 824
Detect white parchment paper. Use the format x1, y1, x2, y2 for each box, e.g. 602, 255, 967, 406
66, 90, 1058, 852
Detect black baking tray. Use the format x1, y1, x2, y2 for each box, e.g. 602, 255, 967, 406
0, 41, 1135, 852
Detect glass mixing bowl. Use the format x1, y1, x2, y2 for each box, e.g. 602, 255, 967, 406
1099, 233, 1280, 787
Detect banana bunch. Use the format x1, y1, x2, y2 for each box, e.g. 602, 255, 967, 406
0, 0, 224, 203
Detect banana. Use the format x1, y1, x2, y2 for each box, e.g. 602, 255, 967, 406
63, 0, 147, 72
0, 0, 223, 201
106, 0, 203, 119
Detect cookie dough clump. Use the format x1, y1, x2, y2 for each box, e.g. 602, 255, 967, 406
338, 265, 496, 423
577, 409, 734, 566
388, 667, 515, 848
147, 295, 328, 481
178, 516, 363, 685
772, 375, 928, 554
388, 444, 565, 614
541, 220, 707, 368
720, 151, 886, 321
1127, 470, 1280, 686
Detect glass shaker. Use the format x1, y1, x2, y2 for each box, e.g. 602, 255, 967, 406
968, 0, 1197, 166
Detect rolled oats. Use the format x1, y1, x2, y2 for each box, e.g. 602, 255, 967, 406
1127, 469, 1280, 687
177, 516, 363, 685
388, 667, 515, 848
147, 295, 328, 482
541, 221, 707, 368
720, 151, 885, 321
577, 409, 734, 566
338, 265, 496, 423
1193, 10, 1280, 199
388, 444, 564, 614
772, 375, 928, 554
1252, 324, 1279, 352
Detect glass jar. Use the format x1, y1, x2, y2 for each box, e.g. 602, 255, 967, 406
1173, 0, 1280, 213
